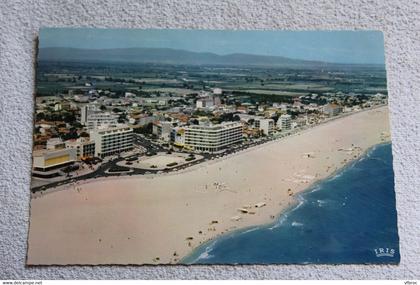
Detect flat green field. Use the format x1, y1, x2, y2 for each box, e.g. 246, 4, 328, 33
219, 81, 333, 92
225, 89, 307, 97
142, 87, 197, 95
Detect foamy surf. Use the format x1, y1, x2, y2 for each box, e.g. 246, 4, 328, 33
183, 143, 399, 265
241, 227, 259, 235
268, 214, 288, 230
291, 221, 304, 227
317, 199, 328, 207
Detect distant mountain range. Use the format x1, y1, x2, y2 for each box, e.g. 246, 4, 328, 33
38, 47, 379, 68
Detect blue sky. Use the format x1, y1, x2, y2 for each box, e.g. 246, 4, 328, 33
39, 28, 385, 64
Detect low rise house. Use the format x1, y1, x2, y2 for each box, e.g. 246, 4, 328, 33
323, 103, 343, 117
46, 137, 65, 150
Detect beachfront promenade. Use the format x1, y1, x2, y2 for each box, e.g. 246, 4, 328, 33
30, 104, 387, 194
27, 106, 390, 265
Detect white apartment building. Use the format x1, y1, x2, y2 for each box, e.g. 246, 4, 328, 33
54, 103, 62, 111
89, 125, 134, 158
65, 137, 96, 160
184, 122, 243, 153
196, 97, 215, 109
255, 118, 274, 136
152, 121, 173, 142
80, 104, 100, 124
196, 92, 221, 109
278, 114, 292, 130
86, 112, 119, 130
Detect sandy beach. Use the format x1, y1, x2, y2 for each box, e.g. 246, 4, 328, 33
27, 106, 391, 265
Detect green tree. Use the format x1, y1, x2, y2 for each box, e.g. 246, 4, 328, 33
36, 112, 45, 121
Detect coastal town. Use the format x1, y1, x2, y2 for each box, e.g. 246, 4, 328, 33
28, 29, 397, 265
31, 79, 388, 191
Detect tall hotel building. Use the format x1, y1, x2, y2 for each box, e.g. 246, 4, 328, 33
90, 125, 134, 158
80, 104, 99, 125
279, 114, 292, 130
184, 122, 243, 153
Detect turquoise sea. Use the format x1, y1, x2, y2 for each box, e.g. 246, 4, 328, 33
183, 143, 400, 264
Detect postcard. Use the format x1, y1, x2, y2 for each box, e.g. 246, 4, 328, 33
27, 29, 399, 265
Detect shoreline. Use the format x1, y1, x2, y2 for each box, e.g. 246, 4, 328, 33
27, 106, 391, 265
181, 141, 392, 264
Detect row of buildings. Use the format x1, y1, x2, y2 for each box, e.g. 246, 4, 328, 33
152, 114, 293, 152
183, 122, 243, 153
33, 124, 134, 178
32, 83, 386, 179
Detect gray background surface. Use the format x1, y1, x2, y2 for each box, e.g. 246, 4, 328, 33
0, 0, 419, 279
